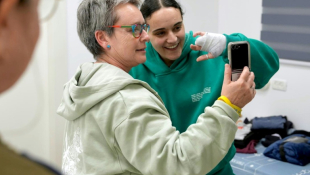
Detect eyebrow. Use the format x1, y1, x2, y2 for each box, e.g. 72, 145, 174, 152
129, 21, 145, 25
152, 21, 183, 33
116, 21, 144, 26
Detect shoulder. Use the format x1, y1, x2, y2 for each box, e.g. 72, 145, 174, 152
118, 82, 167, 115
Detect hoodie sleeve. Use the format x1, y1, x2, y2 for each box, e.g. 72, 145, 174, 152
114, 85, 239, 175
222, 33, 279, 89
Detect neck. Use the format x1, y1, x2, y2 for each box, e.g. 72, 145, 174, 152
96, 56, 131, 73
95, 57, 107, 63
160, 56, 174, 67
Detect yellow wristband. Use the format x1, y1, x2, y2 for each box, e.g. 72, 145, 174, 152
218, 96, 242, 116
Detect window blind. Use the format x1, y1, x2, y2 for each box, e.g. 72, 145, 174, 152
261, 0, 310, 62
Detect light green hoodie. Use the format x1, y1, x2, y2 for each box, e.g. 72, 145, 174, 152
57, 62, 239, 175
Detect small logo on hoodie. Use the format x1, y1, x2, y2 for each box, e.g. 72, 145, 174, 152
191, 87, 211, 102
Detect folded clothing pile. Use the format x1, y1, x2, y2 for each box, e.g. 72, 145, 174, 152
251, 115, 293, 138
264, 131, 310, 166
234, 115, 293, 150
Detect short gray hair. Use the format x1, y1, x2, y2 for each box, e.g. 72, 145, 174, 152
77, 0, 141, 59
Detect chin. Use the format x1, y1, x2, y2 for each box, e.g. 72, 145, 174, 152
137, 57, 147, 64
170, 48, 182, 59
168, 53, 182, 61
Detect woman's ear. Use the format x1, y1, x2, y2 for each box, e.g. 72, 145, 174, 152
95, 30, 111, 50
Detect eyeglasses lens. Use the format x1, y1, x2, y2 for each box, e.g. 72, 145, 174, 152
132, 24, 149, 38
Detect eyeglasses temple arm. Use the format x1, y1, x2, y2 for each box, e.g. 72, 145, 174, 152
108, 25, 132, 28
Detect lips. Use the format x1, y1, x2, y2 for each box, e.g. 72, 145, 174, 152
164, 42, 179, 50
136, 48, 146, 51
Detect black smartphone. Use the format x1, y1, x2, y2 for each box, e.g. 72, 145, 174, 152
228, 41, 251, 81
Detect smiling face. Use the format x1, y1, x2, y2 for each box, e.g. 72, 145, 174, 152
105, 3, 149, 72
146, 7, 185, 67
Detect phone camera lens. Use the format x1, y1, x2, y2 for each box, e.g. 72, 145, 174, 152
231, 45, 240, 50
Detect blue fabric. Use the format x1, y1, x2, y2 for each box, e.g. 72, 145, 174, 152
251, 115, 286, 130
231, 142, 310, 175
263, 134, 310, 166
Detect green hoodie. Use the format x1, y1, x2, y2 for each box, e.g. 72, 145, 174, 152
57, 62, 240, 175
129, 31, 279, 174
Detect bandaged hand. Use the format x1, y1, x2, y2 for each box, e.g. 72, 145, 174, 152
190, 32, 227, 62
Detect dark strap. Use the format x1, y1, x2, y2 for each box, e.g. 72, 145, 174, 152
290, 130, 310, 137
279, 142, 287, 161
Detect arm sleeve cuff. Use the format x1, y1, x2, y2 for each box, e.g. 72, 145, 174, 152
211, 100, 239, 123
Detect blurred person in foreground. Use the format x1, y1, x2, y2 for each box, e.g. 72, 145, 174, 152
57, 0, 255, 174
0, 0, 60, 174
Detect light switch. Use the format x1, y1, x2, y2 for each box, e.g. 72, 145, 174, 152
272, 79, 287, 91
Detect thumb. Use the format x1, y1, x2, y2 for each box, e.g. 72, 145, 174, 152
190, 44, 202, 51
223, 64, 232, 85
195, 35, 206, 47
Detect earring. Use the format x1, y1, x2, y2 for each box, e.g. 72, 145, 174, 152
107, 45, 111, 49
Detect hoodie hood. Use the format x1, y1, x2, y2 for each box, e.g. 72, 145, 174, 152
144, 31, 196, 75
57, 62, 142, 121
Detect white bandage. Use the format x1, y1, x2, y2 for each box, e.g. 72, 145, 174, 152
195, 32, 227, 58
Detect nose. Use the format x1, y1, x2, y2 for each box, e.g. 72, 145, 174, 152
140, 30, 150, 43
167, 31, 177, 43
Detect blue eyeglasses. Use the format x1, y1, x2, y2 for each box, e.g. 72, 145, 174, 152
108, 24, 150, 38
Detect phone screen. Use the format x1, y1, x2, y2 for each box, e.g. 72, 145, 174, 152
230, 43, 249, 72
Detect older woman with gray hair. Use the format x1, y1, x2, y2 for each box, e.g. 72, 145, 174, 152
57, 0, 255, 174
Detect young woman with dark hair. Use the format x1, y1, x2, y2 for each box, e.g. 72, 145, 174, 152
130, 0, 279, 174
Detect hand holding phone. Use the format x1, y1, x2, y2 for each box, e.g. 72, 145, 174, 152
228, 41, 251, 81
221, 64, 256, 108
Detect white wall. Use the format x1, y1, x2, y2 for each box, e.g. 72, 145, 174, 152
244, 62, 310, 130
67, 0, 93, 79
218, 0, 263, 39
180, 0, 219, 33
